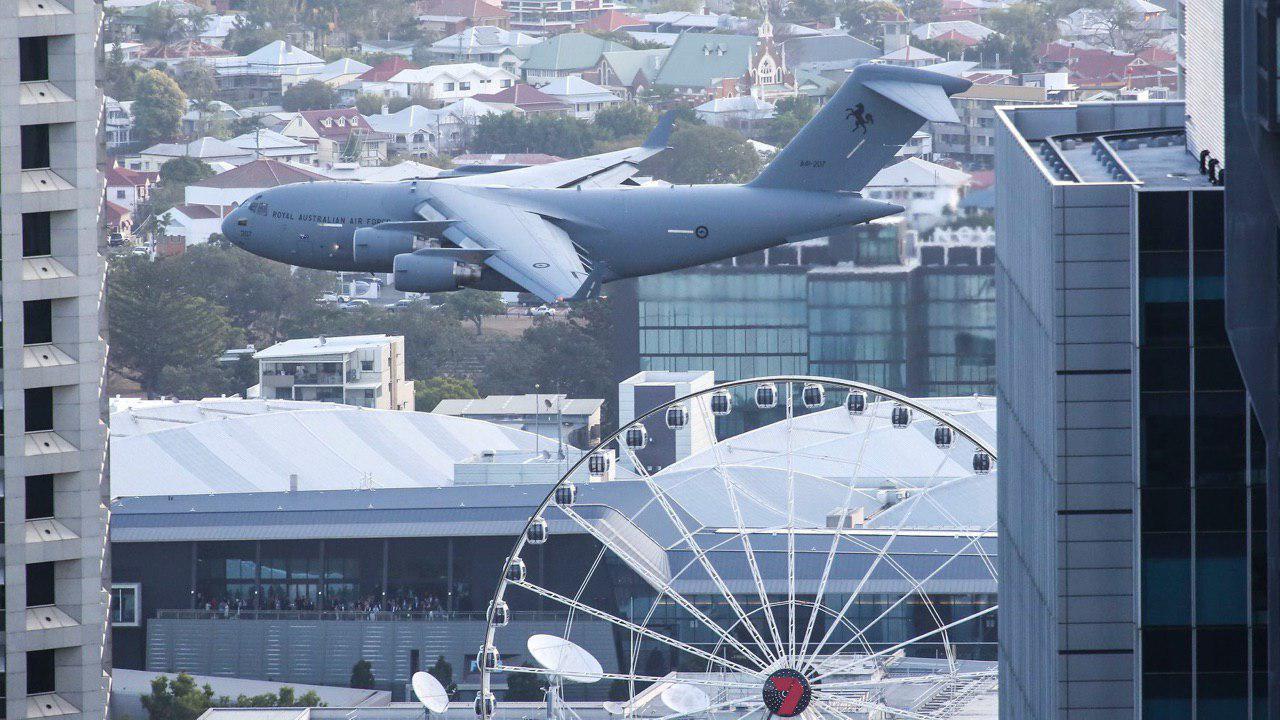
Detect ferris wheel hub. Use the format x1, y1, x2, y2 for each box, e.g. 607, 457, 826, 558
762, 668, 811, 718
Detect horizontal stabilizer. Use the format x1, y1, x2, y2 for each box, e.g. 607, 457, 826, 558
372, 220, 457, 236
411, 247, 495, 264
863, 79, 962, 124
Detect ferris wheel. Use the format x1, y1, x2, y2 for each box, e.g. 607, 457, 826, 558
477, 377, 998, 720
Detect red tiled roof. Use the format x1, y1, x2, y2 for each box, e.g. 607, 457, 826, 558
141, 38, 234, 59
473, 83, 568, 110
298, 108, 377, 139
967, 169, 994, 190
1041, 41, 1136, 87
105, 165, 156, 187
416, 0, 510, 19
933, 29, 982, 47
1137, 45, 1176, 67
189, 159, 328, 189
358, 57, 420, 82
582, 10, 645, 32
104, 200, 131, 223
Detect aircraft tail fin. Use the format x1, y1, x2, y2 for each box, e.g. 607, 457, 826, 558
748, 64, 971, 193
643, 110, 677, 150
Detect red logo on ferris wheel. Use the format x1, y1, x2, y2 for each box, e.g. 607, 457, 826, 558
762, 669, 811, 717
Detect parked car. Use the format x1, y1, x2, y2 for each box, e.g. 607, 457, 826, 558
531, 305, 557, 317
389, 298, 417, 310
338, 299, 370, 309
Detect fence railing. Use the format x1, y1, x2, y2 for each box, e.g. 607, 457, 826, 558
154, 609, 570, 622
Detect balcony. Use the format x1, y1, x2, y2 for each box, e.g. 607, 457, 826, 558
27, 692, 77, 718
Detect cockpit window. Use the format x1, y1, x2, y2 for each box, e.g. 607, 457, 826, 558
249, 201, 269, 216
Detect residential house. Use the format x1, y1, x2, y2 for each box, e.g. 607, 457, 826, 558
781, 32, 879, 72
896, 129, 934, 160
863, 157, 971, 230
538, 76, 621, 118
184, 158, 328, 208
1039, 40, 1177, 94
652, 19, 795, 101
155, 203, 234, 251
504, 0, 624, 32
520, 33, 629, 83
416, 0, 512, 34
694, 95, 774, 133
137, 38, 234, 68
106, 41, 146, 62
875, 44, 943, 67
130, 136, 252, 172
104, 201, 134, 245
596, 48, 668, 99
641, 11, 727, 33
427, 26, 538, 72
316, 58, 373, 89
104, 165, 156, 214
227, 128, 319, 165
213, 41, 326, 105
1057, 0, 1170, 50
350, 57, 420, 100
180, 99, 242, 137
910, 20, 998, 46
365, 98, 501, 156
471, 83, 569, 114
254, 334, 415, 411
359, 39, 419, 58
385, 63, 519, 101
581, 10, 646, 33
104, 96, 136, 150
295, 108, 391, 166
198, 14, 239, 47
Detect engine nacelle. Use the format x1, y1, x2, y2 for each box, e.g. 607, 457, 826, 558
392, 252, 483, 293
353, 227, 415, 269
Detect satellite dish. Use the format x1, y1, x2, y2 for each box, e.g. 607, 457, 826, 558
602, 701, 627, 716
661, 684, 710, 715
527, 634, 603, 683
412, 671, 450, 714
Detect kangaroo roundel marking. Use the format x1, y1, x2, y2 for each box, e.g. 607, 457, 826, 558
695, 226, 709, 239
762, 669, 810, 717
532, 262, 551, 268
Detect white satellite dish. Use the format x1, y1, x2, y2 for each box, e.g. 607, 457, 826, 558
602, 701, 627, 716
527, 634, 603, 683
661, 684, 710, 715
412, 671, 450, 714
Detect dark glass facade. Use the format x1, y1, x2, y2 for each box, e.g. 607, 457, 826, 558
1137, 189, 1266, 718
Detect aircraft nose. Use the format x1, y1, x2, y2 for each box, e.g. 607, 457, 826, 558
222, 205, 250, 248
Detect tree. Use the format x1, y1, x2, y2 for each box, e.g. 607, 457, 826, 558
472, 113, 600, 158
103, 43, 148, 101
838, 1, 904, 42
504, 663, 548, 701
415, 375, 479, 412
984, 2, 1060, 72
593, 104, 657, 140
441, 288, 507, 335
140, 674, 217, 720
224, 25, 285, 57
138, 4, 207, 45
108, 256, 240, 395
356, 93, 388, 116
173, 61, 218, 104
640, 124, 761, 184
160, 157, 215, 185
282, 80, 339, 112
132, 70, 187, 146
351, 659, 376, 689
761, 96, 816, 147
428, 655, 459, 699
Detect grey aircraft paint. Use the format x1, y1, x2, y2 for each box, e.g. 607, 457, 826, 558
222, 64, 971, 302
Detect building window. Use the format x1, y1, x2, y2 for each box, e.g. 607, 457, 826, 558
23, 299, 53, 345
27, 561, 55, 607
27, 649, 55, 695
111, 584, 140, 626
19, 36, 49, 83
26, 475, 55, 520
361, 360, 373, 371
22, 212, 52, 257
21, 124, 51, 170
24, 387, 54, 433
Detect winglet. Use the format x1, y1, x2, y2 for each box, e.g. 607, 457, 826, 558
643, 110, 677, 149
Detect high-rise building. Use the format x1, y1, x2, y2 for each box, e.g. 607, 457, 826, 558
2, 1, 110, 719
996, 95, 1265, 718
1221, 0, 1280, 714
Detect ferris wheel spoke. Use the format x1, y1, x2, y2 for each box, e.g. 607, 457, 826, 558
804, 524, 995, 676
813, 604, 999, 681
794, 392, 884, 670
489, 663, 760, 692
506, 577, 762, 678
783, 384, 798, 665
620, 441, 780, 670
691, 396, 789, 666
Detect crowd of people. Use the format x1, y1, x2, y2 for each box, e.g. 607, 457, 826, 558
193, 588, 456, 619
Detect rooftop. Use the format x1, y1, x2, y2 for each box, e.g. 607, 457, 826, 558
254, 334, 400, 359
433, 393, 604, 417
189, 159, 328, 189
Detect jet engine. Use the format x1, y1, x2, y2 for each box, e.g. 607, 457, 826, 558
392, 252, 483, 293
353, 227, 416, 269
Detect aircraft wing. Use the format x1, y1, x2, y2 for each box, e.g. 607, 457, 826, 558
419, 183, 590, 302
440, 111, 675, 190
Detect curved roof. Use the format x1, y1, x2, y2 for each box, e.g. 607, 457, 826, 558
111, 406, 545, 497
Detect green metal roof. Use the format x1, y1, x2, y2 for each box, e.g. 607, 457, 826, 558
601, 48, 669, 86
652, 33, 759, 89
521, 33, 629, 72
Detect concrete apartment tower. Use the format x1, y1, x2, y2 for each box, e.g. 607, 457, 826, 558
1, 1, 111, 719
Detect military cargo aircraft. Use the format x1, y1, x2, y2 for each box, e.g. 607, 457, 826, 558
222, 64, 971, 302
